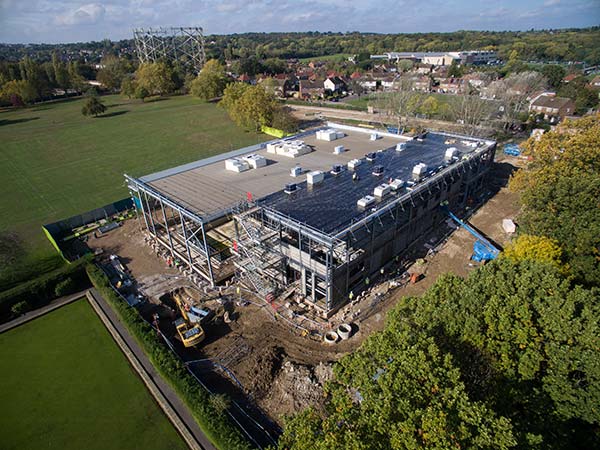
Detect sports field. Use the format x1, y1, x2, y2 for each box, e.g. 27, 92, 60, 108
0, 95, 266, 288
0, 299, 187, 450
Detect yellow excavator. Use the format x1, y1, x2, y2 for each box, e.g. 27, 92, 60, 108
172, 292, 205, 347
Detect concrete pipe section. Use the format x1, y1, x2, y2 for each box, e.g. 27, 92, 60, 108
337, 323, 352, 340
324, 331, 339, 345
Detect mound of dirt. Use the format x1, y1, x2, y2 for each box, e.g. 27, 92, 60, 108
262, 360, 334, 423
236, 345, 284, 397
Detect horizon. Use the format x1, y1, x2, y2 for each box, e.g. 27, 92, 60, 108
1, 25, 599, 47
0, 0, 599, 45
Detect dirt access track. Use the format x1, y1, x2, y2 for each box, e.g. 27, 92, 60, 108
87, 154, 522, 425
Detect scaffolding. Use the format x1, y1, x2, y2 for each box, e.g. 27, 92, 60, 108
133, 27, 206, 73
125, 127, 496, 317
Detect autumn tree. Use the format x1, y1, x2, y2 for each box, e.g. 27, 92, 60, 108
120, 75, 136, 99
509, 114, 600, 285
135, 62, 175, 96
448, 92, 494, 135
97, 54, 131, 91
502, 234, 564, 270
190, 59, 229, 100
220, 83, 276, 131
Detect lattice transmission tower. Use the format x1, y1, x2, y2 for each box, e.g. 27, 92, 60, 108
133, 27, 206, 73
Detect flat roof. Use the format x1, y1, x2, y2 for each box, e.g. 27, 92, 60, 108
262, 132, 489, 235
135, 124, 494, 232
145, 126, 410, 219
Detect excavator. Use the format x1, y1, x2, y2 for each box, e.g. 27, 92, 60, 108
172, 291, 206, 347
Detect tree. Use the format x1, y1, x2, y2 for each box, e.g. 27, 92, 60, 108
489, 71, 548, 130
541, 64, 567, 89
134, 85, 149, 102
502, 234, 564, 270
135, 62, 175, 96
190, 59, 229, 100
448, 93, 494, 135
0, 79, 36, 105
396, 59, 413, 73
447, 59, 464, 78
417, 95, 440, 118
375, 76, 417, 130
271, 106, 299, 133
97, 54, 129, 91
120, 75, 136, 99
509, 115, 600, 286
81, 95, 106, 117
52, 52, 70, 89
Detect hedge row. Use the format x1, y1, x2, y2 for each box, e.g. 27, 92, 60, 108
86, 264, 252, 450
0, 255, 92, 319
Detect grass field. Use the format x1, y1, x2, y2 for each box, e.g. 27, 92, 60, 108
0, 95, 266, 288
298, 53, 350, 62
0, 299, 187, 450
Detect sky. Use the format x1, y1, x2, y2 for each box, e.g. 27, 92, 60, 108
0, 0, 598, 44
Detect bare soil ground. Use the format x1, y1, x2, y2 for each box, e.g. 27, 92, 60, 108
87, 155, 524, 424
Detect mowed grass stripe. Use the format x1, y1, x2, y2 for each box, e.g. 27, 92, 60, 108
0, 299, 188, 450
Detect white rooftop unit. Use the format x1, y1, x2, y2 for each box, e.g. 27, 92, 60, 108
374, 183, 391, 198
412, 162, 428, 176
445, 147, 458, 159
307, 170, 324, 184
502, 219, 517, 234
396, 142, 407, 152
357, 195, 376, 208
333, 145, 345, 155
336, 131, 345, 139
370, 133, 380, 141
316, 129, 339, 141
242, 153, 267, 168
225, 158, 250, 173
348, 158, 362, 170
290, 166, 302, 177
389, 178, 404, 190
268, 140, 311, 158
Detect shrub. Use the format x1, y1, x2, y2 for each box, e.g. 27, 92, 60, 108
10, 300, 30, 317
54, 277, 77, 297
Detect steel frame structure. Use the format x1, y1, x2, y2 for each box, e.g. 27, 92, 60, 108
133, 27, 206, 73
125, 130, 496, 317
234, 137, 496, 315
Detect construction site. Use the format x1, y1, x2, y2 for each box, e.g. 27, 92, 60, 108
125, 122, 496, 319
85, 123, 520, 433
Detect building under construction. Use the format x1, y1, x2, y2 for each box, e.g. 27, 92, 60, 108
126, 123, 496, 317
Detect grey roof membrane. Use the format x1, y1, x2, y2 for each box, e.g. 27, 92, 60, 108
260, 132, 484, 235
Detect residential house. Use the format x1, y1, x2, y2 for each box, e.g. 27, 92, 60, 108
413, 76, 433, 92
436, 77, 464, 94
299, 78, 325, 99
529, 94, 576, 121
324, 76, 347, 95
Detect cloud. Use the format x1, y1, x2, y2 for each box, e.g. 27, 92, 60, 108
55, 3, 106, 26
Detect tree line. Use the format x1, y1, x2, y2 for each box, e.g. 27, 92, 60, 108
278, 115, 600, 449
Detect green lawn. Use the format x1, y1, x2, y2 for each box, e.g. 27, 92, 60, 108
0, 299, 188, 450
0, 95, 266, 288
298, 53, 350, 62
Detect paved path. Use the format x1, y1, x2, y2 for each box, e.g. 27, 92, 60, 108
0, 290, 89, 334
87, 288, 217, 450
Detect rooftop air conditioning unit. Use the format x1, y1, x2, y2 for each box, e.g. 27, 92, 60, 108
370, 133, 380, 141
357, 195, 376, 208
284, 183, 298, 194
389, 179, 404, 190
307, 171, 324, 184
242, 154, 267, 168
372, 165, 384, 176
366, 152, 377, 161
333, 145, 345, 155
374, 183, 391, 198
225, 158, 250, 173
396, 142, 407, 152
412, 163, 428, 176
445, 147, 458, 159
330, 164, 343, 175
348, 158, 362, 170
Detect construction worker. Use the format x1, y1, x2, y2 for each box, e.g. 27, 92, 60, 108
349, 291, 354, 301
365, 276, 370, 286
